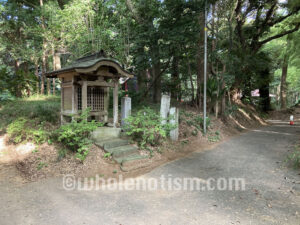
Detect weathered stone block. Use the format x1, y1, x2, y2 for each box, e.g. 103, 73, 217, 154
160, 95, 171, 125
170, 107, 179, 141
121, 97, 131, 127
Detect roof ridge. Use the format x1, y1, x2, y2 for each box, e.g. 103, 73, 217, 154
75, 50, 107, 63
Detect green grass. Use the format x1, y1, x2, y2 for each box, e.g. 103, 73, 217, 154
207, 131, 221, 143
286, 145, 300, 169
0, 95, 60, 132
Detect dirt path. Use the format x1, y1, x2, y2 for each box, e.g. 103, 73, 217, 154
0, 120, 300, 225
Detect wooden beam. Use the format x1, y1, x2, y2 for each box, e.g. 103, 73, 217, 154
96, 70, 114, 77
61, 83, 72, 88
57, 71, 78, 80
77, 81, 114, 87
113, 80, 119, 127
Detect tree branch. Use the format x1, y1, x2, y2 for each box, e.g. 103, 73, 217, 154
142, 59, 171, 99
263, 2, 277, 27
267, 10, 299, 27
258, 23, 300, 47
125, 0, 143, 24
235, 0, 249, 47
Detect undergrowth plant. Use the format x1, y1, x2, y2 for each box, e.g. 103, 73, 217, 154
124, 107, 177, 148
7, 117, 49, 144
207, 130, 221, 143
54, 109, 102, 161
286, 145, 300, 169
181, 111, 211, 133
0, 95, 60, 132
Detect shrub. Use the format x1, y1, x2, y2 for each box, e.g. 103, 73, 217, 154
6, 118, 27, 143
207, 130, 221, 142
286, 145, 300, 169
7, 117, 49, 144
32, 103, 59, 124
0, 91, 15, 102
54, 109, 102, 161
0, 95, 60, 132
57, 148, 68, 161
225, 104, 238, 116
124, 107, 176, 148
194, 115, 211, 129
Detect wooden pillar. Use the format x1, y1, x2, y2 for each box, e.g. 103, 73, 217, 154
113, 79, 119, 127
60, 78, 64, 124
104, 87, 109, 123
82, 81, 87, 110
71, 77, 76, 114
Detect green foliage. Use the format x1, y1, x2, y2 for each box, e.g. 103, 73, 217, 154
37, 161, 48, 170
206, 77, 225, 110
225, 104, 239, 116
0, 95, 60, 132
7, 118, 49, 144
184, 114, 210, 132
124, 107, 177, 148
57, 149, 68, 161
180, 110, 211, 135
6, 118, 27, 143
103, 152, 111, 158
1, 0, 300, 112
207, 131, 221, 143
194, 115, 211, 130
191, 129, 198, 136
54, 109, 102, 161
0, 91, 15, 102
286, 145, 300, 169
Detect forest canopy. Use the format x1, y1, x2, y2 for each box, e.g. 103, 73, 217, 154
0, 0, 299, 112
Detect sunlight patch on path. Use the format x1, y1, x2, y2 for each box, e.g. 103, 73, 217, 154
0, 135, 35, 162
252, 129, 294, 136
0, 136, 5, 155
16, 142, 35, 155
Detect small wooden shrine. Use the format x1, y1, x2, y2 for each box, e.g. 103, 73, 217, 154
46, 51, 133, 127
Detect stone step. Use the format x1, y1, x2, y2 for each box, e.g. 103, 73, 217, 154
95, 138, 130, 150
92, 129, 149, 167
113, 153, 148, 164
94, 137, 115, 147
91, 127, 121, 141
107, 145, 139, 158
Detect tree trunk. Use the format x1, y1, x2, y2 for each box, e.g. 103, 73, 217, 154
280, 54, 288, 109
40, 0, 47, 95
35, 62, 39, 94
196, 11, 205, 109
14, 60, 22, 98
215, 99, 219, 118
41, 71, 45, 95
171, 56, 180, 100
242, 76, 252, 103
41, 44, 47, 95
151, 45, 161, 103
47, 78, 51, 95
220, 65, 226, 115
52, 51, 61, 95
137, 69, 147, 93
259, 69, 271, 112
152, 62, 161, 103
23, 62, 31, 97
187, 61, 195, 103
